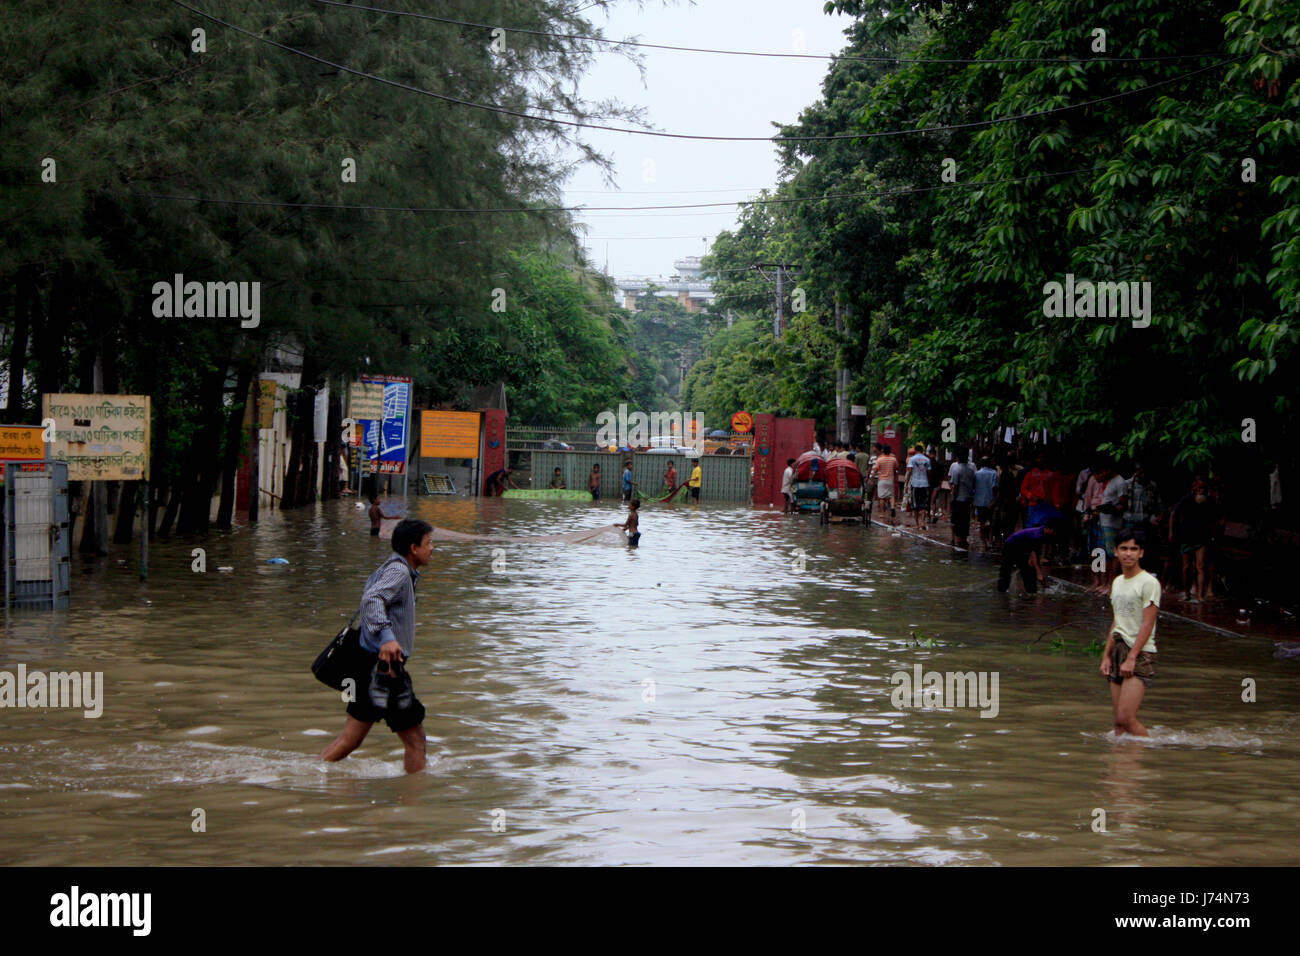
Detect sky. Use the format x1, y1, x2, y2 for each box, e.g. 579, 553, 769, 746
559, 0, 855, 280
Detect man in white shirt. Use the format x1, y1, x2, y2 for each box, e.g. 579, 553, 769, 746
1100, 529, 1160, 737
781, 458, 795, 513
905, 444, 932, 532
948, 449, 977, 549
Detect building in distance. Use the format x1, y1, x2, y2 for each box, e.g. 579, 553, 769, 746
614, 256, 715, 313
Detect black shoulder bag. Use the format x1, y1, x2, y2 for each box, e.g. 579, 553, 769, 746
312, 610, 364, 690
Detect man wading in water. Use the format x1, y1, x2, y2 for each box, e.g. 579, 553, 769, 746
321, 518, 433, 773
1100, 529, 1160, 737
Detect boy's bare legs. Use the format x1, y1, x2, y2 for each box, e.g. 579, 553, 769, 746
1196, 546, 1212, 598
1111, 678, 1148, 737
396, 724, 427, 773
321, 716, 372, 761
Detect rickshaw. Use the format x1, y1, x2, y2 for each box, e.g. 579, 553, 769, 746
792, 452, 828, 513
819, 457, 867, 525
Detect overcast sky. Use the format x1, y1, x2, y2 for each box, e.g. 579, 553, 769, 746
560, 0, 853, 280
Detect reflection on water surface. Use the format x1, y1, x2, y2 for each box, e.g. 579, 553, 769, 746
2, 498, 1297, 865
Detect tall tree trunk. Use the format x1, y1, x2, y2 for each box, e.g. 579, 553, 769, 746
146, 482, 159, 539
79, 351, 108, 555
300, 395, 320, 505
6, 268, 33, 419
113, 481, 136, 544
281, 355, 320, 511
323, 385, 343, 501
280, 385, 312, 510
158, 486, 181, 538
177, 364, 228, 534
248, 379, 261, 523
78, 484, 100, 554
216, 363, 255, 530
35, 271, 67, 398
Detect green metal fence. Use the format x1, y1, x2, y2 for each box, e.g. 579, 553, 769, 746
531, 451, 752, 503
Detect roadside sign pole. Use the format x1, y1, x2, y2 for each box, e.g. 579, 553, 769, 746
139, 478, 148, 582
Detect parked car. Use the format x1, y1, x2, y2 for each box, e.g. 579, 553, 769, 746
646, 436, 700, 457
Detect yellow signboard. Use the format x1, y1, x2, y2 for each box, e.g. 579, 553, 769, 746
0, 425, 45, 461
41, 394, 151, 480
420, 410, 480, 459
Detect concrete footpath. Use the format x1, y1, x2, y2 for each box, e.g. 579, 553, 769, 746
866, 509, 1299, 646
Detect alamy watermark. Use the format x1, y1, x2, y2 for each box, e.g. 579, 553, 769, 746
889, 664, 999, 718
1042, 274, 1151, 328
0, 665, 103, 718
49, 886, 150, 936
151, 273, 260, 328
595, 404, 705, 450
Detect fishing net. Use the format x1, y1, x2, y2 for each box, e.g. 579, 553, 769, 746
427, 524, 626, 545
636, 485, 690, 503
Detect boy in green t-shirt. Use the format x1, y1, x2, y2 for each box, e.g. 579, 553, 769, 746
1100, 529, 1160, 737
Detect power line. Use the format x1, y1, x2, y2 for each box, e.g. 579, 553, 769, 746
566, 186, 772, 195
582, 235, 716, 241
168, 2, 1245, 145
309, 0, 1237, 65
127, 165, 1104, 215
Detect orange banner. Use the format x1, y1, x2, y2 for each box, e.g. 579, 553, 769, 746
420, 410, 481, 459
0, 425, 44, 460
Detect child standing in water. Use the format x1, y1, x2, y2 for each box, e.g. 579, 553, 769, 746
615, 498, 641, 547
1100, 529, 1160, 737
368, 494, 383, 537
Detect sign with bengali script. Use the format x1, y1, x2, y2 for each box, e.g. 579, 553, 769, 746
0, 424, 45, 483
42, 394, 151, 480
0, 425, 44, 461
420, 410, 481, 459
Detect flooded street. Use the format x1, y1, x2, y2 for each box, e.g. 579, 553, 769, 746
2, 497, 1298, 866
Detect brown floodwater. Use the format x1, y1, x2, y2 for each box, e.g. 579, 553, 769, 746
2, 496, 1298, 865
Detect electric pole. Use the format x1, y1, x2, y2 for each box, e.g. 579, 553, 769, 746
752, 263, 800, 338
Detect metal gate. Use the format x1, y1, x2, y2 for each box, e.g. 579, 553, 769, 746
4, 461, 71, 610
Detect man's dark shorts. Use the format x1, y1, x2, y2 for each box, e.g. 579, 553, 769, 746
1106, 636, 1156, 688
345, 650, 426, 732
912, 486, 931, 512
951, 500, 972, 538
370, 526, 380, 537
690, 486, 700, 501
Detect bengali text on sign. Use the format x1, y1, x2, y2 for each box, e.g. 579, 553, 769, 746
0, 425, 45, 461
42, 394, 151, 480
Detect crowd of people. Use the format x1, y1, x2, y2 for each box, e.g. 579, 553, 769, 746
805, 439, 1227, 602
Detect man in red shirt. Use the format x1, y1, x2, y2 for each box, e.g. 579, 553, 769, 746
1019, 452, 1059, 528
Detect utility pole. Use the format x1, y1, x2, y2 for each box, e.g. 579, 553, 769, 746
752, 263, 801, 338
835, 300, 853, 443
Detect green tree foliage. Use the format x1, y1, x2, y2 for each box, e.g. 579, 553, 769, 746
1, 0, 650, 530
624, 290, 707, 409
691, 0, 1297, 509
